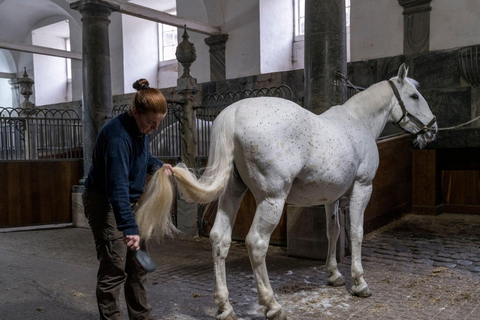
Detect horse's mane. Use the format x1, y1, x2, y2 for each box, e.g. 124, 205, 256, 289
343, 77, 419, 121
342, 81, 392, 121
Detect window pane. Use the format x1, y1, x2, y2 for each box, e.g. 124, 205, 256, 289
297, 0, 305, 36
163, 45, 176, 61
163, 31, 177, 47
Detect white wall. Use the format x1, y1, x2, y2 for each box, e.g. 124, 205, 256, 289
109, 12, 125, 96
32, 20, 70, 106
224, 0, 260, 79
178, 0, 300, 81
430, 0, 480, 51
259, 0, 294, 74
122, 14, 159, 94
350, 0, 403, 62
0, 78, 12, 107
178, 0, 262, 82
0, 50, 16, 107
68, 18, 82, 102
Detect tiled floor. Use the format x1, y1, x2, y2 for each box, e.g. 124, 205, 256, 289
1, 213, 479, 319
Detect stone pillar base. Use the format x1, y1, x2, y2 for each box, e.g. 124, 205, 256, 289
72, 185, 89, 228
287, 202, 348, 262
176, 198, 199, 238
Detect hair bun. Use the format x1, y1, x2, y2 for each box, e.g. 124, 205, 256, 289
133, 79, 150, 91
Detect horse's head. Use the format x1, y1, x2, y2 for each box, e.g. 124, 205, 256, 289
389, 64, 437, 148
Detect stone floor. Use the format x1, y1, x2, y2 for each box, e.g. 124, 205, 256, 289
0, 213, 479, 320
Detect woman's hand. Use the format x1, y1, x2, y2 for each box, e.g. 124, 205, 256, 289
123, 235, 141, 251
162, 163, 174, 176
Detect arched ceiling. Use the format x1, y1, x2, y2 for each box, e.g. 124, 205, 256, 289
0, 0, 77, 43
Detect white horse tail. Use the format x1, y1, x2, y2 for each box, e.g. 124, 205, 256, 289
173, 105, 237, 204
136, 166, 178, 241
136, 105, 237, 241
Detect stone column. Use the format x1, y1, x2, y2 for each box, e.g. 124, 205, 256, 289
204, 34, 228, 82
304, 0, 347, 114
398, 0, 432, 55
71, 0, 119, 177
70, 0, 118, 228
290, 0, 348, 261
175, 26, 199, 237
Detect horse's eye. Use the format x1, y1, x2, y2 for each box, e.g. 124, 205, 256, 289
411, 94, 419, 100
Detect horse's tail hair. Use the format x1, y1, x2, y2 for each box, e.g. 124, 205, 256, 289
136, 105, 237, 241
136, 166, 178, 241
173, 105, 237, 204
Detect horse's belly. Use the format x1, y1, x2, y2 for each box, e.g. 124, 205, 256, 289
286, 180, 349, 206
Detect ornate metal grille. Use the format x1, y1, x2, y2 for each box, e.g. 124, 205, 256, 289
0, 107, 83, 160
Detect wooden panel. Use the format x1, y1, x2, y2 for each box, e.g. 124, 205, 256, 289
0, 160, 82, 228
412, 148, 443, 214
364, 135, 413, 232
442, 170, 480, 214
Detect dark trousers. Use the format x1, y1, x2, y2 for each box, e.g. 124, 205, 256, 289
83, 188, 152, 320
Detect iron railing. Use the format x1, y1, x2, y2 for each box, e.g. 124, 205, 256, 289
195, 85, 296, 157
0, 107, 82, 160
1, 82, 399, 161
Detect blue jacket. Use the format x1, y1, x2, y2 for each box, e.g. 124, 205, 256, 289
85, 111, 164, 236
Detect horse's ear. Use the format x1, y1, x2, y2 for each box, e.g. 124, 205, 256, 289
397, 63, 409, 83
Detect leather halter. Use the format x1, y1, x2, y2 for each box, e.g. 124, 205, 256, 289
388, 80, 436, 135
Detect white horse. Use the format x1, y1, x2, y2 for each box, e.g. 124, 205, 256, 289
136, 64, 437, 320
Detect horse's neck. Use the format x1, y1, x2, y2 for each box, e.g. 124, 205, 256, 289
341, 81, 394, 139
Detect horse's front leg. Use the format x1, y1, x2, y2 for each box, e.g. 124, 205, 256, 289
348, 180, 372, 297
325, 201, 345, 287
210, 175, 247, 320
246, 198, 287, 320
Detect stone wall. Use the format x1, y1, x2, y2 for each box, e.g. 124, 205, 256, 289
347, 45, 480, 148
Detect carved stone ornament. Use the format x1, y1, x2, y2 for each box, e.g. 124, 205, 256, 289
18, 67, 34, 103
176, 25, 197, 79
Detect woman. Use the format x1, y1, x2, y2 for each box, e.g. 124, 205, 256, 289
83, 79, 173, 320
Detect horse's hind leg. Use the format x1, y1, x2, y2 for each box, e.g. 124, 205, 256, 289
325, 201, 345, 287
246, 198, 287, 320
348, 180, 372, 297
210, 172, 247, 320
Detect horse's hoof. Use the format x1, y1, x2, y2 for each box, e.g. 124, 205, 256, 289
266, 308, 287, 320
216, 309, 238, 320
327, 274, 345, 287
351, 284, 372, 298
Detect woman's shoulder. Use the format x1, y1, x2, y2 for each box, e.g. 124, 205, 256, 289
100, 115, 130, 140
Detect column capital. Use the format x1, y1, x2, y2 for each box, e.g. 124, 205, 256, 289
204, 34, 229, 51
398, 0, 432, 15
70, 0, 119, 15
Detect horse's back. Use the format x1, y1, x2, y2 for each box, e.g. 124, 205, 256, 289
220, 97, 379, 205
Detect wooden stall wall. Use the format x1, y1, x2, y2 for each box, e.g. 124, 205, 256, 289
0, 161, 82, 228
413, 147, 480, 215
363, 134, 413, 233
201, 134, 413, 244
